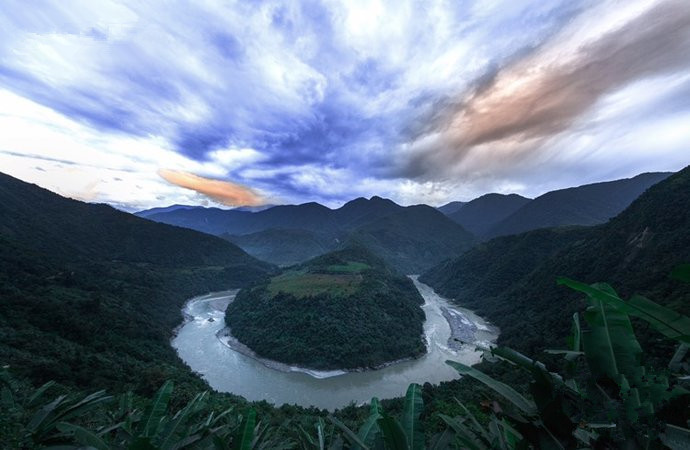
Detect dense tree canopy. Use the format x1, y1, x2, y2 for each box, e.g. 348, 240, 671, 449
225, 246, 427, 369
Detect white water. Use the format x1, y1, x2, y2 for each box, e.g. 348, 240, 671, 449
172, 277, 497, 410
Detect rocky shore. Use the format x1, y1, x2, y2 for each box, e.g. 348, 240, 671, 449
440, 306, 478, 350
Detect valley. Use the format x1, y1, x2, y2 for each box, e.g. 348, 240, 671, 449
1, 167, 688, 447
172, 277, 497, 409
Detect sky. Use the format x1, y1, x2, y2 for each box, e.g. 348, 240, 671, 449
1, 0, 689, 211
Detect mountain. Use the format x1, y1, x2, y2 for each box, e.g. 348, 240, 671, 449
333, 196, 403, 229
139, 196, 403, 237
486, 172, 672, 238
447, 193, 531, 236
347, 205, 475, 273
222, 228, 337, 267
421, 166, 690, 358
421, 226, 590, 302
0, 172, 274, 392
138, 202, 337, 236
143, 196, 474, 272
225, 245, 426, 370
134, 204, 200, 218
437, 201, 466, 215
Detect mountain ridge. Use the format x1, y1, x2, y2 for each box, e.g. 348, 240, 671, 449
421, 166, 690, 358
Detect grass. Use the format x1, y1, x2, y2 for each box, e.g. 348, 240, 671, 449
267, 270, 362, 297
325, 261, 371, 273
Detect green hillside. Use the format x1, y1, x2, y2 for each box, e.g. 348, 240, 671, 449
225, 246, 426, 370
448, 193, 531, 236
347, 205, 475, 273
143, 197, 475, 272
422, 166, 690, 357
486, 172, 671, 238
0, 173, 275, 394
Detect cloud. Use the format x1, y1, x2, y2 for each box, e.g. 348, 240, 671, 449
0, 0, 689, 207
399, 0, 690, 179
158, 169, 264, 206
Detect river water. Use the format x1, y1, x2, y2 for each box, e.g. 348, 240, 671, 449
172, 277, 497, 410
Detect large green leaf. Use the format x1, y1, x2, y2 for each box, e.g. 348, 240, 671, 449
233, 409, 256, 450
558, 278, 690, 345
439, 414, 485, 450
27, 394, 67, 432
54, 390, 112, 424
57, 422, 109, 450
376, 414, 409, 450
447, 361, 537, 416
141, 380, 174, 437
454, 399, 490, 443
401, 384, 424, 450
580, 293, 643, 381
329, 416, 370, 450
158, 391, 208, 449
27, 381, 56, 407
355, 398, 381, 449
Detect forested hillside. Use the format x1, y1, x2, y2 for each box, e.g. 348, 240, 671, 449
422, 166, 690, 357
141, 196, 475, 272
447, 193, 531, 236
0, 173, 275, 394
225, 246, 427, 369
486, 172, 671, 238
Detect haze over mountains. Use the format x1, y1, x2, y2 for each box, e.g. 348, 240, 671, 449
137, 172, 671, 271
138, 196, 475, 272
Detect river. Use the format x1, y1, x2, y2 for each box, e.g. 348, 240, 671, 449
172, 277, 498, 410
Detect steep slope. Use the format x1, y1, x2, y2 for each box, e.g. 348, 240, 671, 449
0, 172, 274, 393
348, 205, 475, 273
448, 193, 531, 236
486, 172, 671, 238
422, 166, 690, 357
421, 226, 590, 301
225, 246, 426, 370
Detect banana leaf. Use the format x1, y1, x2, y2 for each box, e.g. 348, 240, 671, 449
355, 398, 382, 449
581, 296, 642, 381
447, 361, 537, 416
233, 409, 257, 450
558, 278, 690, 345
401, 384, 424, 450
377, 414, 409, 450
140, 380, 174, 437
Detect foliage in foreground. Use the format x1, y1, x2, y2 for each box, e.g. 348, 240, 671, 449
3, 267, 690, 448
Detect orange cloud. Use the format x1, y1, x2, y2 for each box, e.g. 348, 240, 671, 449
158, 169, 264, 206
402, 0, 690, 179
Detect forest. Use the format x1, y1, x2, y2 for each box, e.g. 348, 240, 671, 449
225, 246, 427, 370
